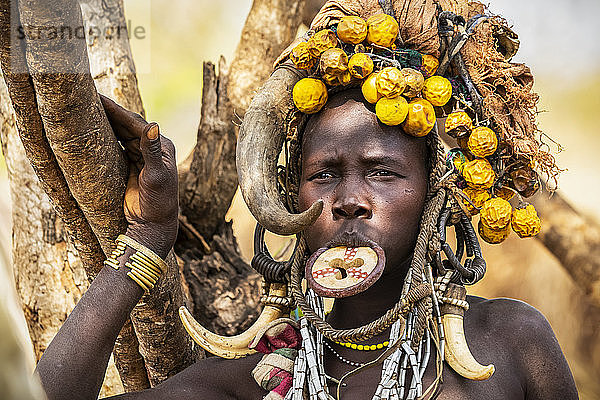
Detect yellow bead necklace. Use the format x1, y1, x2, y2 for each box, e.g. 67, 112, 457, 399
334, 340, 390, 351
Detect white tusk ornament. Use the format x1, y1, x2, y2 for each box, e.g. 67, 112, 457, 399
441, 283, 495, 380
179, 282, 289, 359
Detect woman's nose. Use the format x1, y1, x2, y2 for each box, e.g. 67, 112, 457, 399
332, 185, 372, 220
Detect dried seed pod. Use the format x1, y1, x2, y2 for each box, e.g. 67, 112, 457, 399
462, 159, 496, 189
366, 13, 399, 47
508, 165, 540, 198
292, 78, 328, 114
319, 48, 348, 79
480, 197, 512, 230
400, 68, 425, 98
337, 16, 368, 44
446, 148, 469, 173
308, 29, 338, 57
401, 98, 435, 137
422, 76, 453, 106
461, 187, 491, 215
511, 204, 541, 238
376, 66, 406, 98
362, 72, 381, 104
338, 70, 352, 85
289, 42, 315, 70
478, 220, 511, 244
495, 186, 515, 201
375, 96, 408, 126
468, 127, 498, 158
421, 54, 439, 77
445, 111, 473, 138
348, 53, 374, 79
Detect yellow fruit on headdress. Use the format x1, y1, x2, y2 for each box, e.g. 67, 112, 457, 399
400, 68, 425, 98
511, 204, 541, 238
362, 72, 381, 104
348, 53, 374, 79
308, 29, 338, 57
319, 48, 348, 78
366, 14, 399, 47
480, 197, 512, 230
292, 78, 328, 114
337, 16, 368, 44
421, 54, 439, 76
376, 67, 405, 98
339, 70, 352, 85
375, 96, 408, 126
468, 126, 498, 158
478, 220, 511, 244
495, 186, 515, 201
445, 111, 473, 138
461, 187, 490, 215
462, 159, 496, 189
289, 42, 315, 70
422, 76, 453, 106
401, 98, 436, 137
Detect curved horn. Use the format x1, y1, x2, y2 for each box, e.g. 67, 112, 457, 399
237, 63, 323, 236
441, 284, 495, 380
179, 283, 289, 359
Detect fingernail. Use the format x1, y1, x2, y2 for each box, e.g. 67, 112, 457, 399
146, 124, 159, 140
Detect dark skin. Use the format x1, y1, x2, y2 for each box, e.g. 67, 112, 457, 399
34, 92, 578, 400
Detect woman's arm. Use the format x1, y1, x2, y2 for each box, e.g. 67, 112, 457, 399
35, 97, 179, 400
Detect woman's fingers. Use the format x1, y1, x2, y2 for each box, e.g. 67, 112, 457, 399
100, 94, 150, 169
100, 94, 147, 139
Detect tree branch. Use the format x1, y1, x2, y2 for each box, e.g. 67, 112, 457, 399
531, 192, 600, 308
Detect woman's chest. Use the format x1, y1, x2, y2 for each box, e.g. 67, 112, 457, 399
324, 360, 524, 400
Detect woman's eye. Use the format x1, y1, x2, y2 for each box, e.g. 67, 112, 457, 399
310, 171, 335, 181
370, 170, 396, 177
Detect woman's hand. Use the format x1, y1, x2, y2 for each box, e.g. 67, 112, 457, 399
101, 95, 178, 259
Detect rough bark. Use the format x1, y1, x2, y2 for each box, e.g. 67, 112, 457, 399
0, 73, 124, 397
177, 59, 261, 334
179, 58, 238, 239
176, 0, 308, 335
0, 0, 148, 392
81, 0, 144, 115
4, 0, 195, 388
228, 0, 306, 114
80, 0, 149, 390
18, 0, 129, 253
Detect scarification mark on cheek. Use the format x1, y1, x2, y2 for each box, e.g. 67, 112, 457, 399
404, 188, 415, 194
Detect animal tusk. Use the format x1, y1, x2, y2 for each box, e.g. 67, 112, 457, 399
179, 282, 289, 359
441, 283, 495, 380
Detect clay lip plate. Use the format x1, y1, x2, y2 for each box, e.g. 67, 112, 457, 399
305, 244, 386, 298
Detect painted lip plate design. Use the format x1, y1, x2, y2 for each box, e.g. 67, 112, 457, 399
305, 244, 386, 298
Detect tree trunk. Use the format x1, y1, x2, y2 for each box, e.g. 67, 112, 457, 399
228, 0, 306, 114
0, 72, 124, 397
177, 0, 307, 335
1, 0, 195, 390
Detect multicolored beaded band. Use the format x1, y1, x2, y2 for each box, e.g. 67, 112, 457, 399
104, 234, 168, 294
334, 340, 390, 351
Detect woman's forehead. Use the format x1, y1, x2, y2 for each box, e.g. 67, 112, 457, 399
301, 93, 428, 165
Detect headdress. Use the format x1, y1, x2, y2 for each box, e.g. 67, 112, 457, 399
179, 1, 560, 398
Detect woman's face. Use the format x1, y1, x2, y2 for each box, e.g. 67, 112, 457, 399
298, 93, 429, 273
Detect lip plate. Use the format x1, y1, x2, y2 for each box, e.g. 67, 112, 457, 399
305, 243, 386, 298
